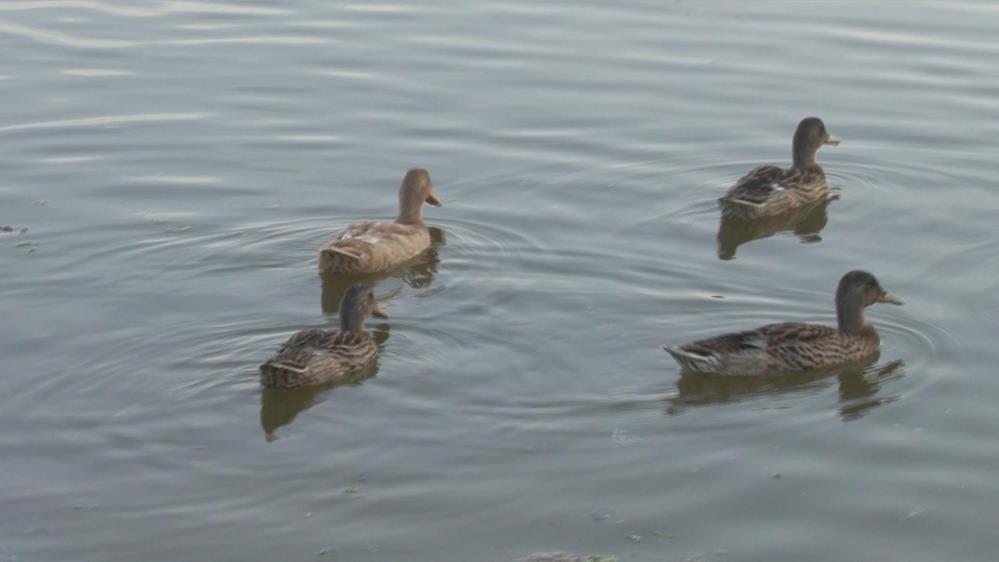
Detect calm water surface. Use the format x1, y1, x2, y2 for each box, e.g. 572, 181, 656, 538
2, 2, 998, 561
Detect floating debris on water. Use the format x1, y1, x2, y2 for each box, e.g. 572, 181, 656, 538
341, 486, 365, 497
522, 553, 617, 562
590, 507, 620, 523
14, 239, 39, 253
651, 531, 674, 540
138, 211, 193, 234
0, 225, 28, 235
684, 549, 729, 561
523, 553, 579, 562
611, 428, 640, 447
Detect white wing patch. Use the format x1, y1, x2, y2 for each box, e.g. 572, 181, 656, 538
729, 198, 766, 208
336, 220, 389, 245
664, 346, 722, 371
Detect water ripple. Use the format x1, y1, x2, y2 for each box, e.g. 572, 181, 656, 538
0, 21, 133, 48
0, 112, 210, 132
0, 1, 290, 17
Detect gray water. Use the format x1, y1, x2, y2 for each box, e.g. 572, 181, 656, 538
2, 2, 998, 561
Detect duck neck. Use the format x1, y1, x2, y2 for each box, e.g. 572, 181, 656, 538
836, 293, 867, 335
396, 189, 425, 225
340, 307, 367, 335
792, 144, 817, 169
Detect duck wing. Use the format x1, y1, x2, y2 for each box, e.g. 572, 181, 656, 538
752, 322, 838, 347
322, 220, 383, 260
674, 325, 777, 357
665, 322, 838, 374
722, 165, 787, 205
265, 329, 368, 370
264, 329, 334, 372
320, 219, 430, 272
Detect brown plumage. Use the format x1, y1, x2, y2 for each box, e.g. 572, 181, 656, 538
319, 169, 442, 275
720, 117, 840, 219
260, 284, 386, 389
664, 271, 903, 376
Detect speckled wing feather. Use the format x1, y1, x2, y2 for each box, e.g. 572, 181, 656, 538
677, 322, 830, 354
265, 329, 333, 371
722, 165, 787, 205
720, 165, 829, 219
260, 329, 375, 388
665, 322, 853, 376
276, 329, 366, 360
753, 322, 838, 344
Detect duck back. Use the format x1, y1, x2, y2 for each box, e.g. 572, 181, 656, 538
319, 219, 431, 274
260, 329, 377, 388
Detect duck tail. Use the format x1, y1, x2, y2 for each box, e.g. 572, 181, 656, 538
319, 242, 367, 274
723, 197, 766, 209
322, 245, 362, 260
259, 360, 306, 389
663, 345, 720, 374
719, 197, 765, 220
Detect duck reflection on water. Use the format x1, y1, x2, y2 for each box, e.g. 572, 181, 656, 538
259, 323, 390, 441
666, 358, 905, 421
716, 198, 832, 260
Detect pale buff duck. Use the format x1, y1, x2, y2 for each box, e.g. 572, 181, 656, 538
319, 169, 441, 275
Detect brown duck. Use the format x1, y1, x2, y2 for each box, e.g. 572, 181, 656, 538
664, 271, 903, 376
260, 284, 386, 389
319, 168, 442, 275
719, 117, 840, 219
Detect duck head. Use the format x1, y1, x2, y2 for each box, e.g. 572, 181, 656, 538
792, 117, 840, 168
835, 270, 902, 334
397, 168, 441, 224
340, 284, 387, 333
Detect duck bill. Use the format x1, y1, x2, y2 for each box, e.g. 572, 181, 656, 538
877, 291, 904, 305
425, 191, 442, 207
825, 134, 841, 146
371, 303, 388, 319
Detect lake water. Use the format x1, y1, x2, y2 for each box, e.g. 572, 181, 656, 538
2, 2, 998, 561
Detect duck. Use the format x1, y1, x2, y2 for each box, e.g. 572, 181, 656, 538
260, 284, 387, 389
319, 168, 441, 275
664, 270, 903, 376
719, 117, 840, 219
